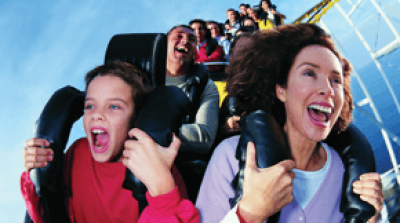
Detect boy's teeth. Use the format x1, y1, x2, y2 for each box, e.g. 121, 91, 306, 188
308, 104, 332, 114
92, 129, 105, 134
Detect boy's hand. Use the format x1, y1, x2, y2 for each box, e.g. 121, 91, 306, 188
238, 142, 295, 223
23, 138, 54, 172
122, 128, 181, 197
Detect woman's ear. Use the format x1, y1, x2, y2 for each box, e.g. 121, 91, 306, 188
276, 84, 287, 103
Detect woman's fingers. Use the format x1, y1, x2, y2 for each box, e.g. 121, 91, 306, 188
360, 194, 383, 212
353, 172, 384, 213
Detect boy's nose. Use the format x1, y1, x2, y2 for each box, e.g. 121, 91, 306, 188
92, 109, 105, 121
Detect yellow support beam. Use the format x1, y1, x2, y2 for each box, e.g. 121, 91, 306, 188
293, 0, 340, 24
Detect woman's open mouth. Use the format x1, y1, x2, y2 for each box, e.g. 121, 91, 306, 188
307, 103, 333, 126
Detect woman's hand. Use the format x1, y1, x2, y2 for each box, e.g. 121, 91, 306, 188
122, 128, 180, 197
352, 172, 384, 223
220, 115, 241, 135
23, 138, 53, 172
238, 142, 296, 223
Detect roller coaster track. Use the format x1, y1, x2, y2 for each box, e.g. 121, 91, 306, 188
293, 0, 340, 24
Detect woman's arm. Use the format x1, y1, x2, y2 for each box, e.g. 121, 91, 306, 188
195, 136, 241, 222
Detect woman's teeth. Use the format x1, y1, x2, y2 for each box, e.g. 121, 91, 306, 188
307, 104, 333, 122
307, 104, 332, 114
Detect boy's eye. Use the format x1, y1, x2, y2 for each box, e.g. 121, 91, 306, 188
84, 104, 93, 110
109, 105, 120, 110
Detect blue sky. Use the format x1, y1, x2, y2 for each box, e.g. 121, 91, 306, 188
2, 0, 399, 221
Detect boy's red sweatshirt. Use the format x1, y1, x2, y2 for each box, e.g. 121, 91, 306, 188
21, 138, 200, 223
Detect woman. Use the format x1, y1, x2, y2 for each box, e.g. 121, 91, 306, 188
207, 21, 231, 61
258, 0, 285, 30
196, 24, 383, 223
189, 19, 225, 72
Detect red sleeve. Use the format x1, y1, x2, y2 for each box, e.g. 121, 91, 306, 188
138, 165, 200, 223
171, 164, 188, 199
20, 139, 83, 223
236, 204, 246, 223
20, 171, 46, 223
139, 187, 200, 223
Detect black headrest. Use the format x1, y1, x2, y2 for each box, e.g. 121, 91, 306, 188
104, 33, 167, 89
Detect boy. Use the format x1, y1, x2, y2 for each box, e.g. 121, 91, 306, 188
21, 61, 200, 222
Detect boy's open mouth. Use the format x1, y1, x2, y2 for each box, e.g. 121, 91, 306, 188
307, 104, 332, 123
91, 128, 110, 153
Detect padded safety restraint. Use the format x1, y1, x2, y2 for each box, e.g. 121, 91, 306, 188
104, 33, 167, 89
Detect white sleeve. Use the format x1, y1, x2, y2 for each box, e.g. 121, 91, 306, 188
220, 203, 241, 223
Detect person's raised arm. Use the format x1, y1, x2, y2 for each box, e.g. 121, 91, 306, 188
21, 138, 54, 223
235, 143, 295, 223
122, 128, 200, 223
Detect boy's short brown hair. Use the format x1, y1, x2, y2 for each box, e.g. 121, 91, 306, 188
85, 61, 151, 125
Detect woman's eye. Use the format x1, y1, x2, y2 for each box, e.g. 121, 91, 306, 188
331, 76, 343, 85
303, 70, 315, 77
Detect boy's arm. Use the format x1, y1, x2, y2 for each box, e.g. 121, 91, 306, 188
138, 167, 200, 223
20, 171, 46, 223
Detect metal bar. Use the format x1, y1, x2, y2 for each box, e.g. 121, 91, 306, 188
370, 0, 400, 40
354, 104, 400, 147
349, 0, 364, 16
335, 3, 400, 114
374, 39, 400, 59
320, 19, 400, 183
378, 0, 400, 19
202, 62, 229, 66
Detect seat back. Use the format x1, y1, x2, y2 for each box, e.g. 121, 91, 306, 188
104, 33, 167, 89
105, 33, 193, 210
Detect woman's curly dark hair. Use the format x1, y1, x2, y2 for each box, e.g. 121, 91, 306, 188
225, 23, 353, 132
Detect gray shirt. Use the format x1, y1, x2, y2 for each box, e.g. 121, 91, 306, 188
165, 64, 219, 154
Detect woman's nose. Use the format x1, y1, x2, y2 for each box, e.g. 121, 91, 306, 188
318, 79, 334, 97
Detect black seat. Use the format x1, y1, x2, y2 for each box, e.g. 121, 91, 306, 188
104, 33, 167, 89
